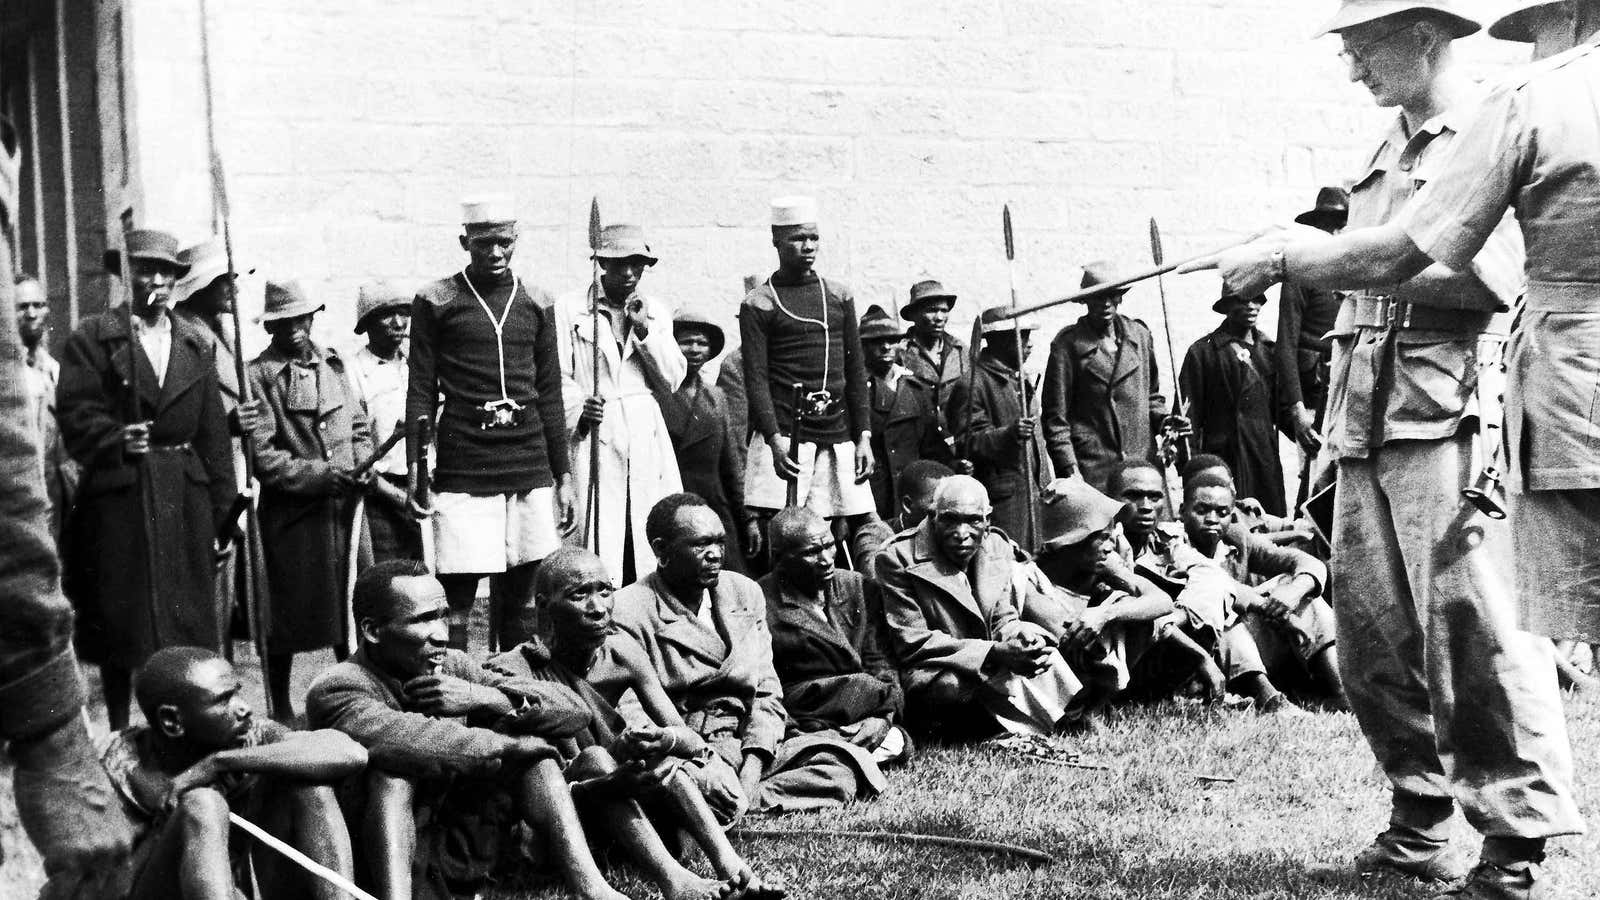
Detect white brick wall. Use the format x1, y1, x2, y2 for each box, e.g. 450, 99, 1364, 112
130, 0, 1523, 362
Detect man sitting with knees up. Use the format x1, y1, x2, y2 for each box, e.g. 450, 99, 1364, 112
488, 546, 785, 899
100, 647, 365, 900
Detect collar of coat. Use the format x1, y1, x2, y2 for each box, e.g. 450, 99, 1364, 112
632, 569, 736, 665
255, 341, 345, 375
760, 569, 860, 648
1064, 314, 1146, 383
901, 517, 1023, 624
95, 308, 213, 412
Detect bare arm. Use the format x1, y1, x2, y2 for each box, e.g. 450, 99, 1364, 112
1186, 222, 1432, 298
208, 728, 368, 781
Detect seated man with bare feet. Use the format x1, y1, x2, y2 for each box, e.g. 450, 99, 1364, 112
759, 507, 909, 764
611, 493, 887, 821
99, 646, 366, 900
488, 546, 785, 899
310, 559, 725, 900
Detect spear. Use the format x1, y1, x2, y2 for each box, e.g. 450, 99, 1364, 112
117, 236, 164, 655
1003, 204, 1038, 551
586, 197, 603, 553
200, 0, 274, 714
981, 231, 1264, 326
1148, 218, 1190, 509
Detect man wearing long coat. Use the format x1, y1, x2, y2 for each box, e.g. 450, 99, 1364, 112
1179, 292, 1289, 516
558, 224, 684, 583
248, 281, 373, 717
1042, 264, 1165, 493
58, 229, 235, 729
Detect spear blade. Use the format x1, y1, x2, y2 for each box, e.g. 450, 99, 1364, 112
588, 197, 602, 252
1148, 216, 1164, 267
1003, 204, 1015, 262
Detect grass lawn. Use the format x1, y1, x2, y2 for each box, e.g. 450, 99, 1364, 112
5, 688, 1597, 900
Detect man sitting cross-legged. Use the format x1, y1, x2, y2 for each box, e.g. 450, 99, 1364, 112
1028, 478, 1224, 714
758, 507, 910, 765
308, 560, 724, 900
877, 475, 1093, 738
610, 493, 887, 822
487, 546, 785, 899
1181, 472, 1343, 708
99, 646, 365, 900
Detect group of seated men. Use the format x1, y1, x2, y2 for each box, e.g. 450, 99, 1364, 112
96, 450, 1341, 900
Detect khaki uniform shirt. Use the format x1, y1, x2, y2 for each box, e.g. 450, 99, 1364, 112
1400, 37, 1600, 490
1323, 100, 1522, 461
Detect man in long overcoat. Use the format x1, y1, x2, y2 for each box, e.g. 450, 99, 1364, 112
1042, 261, 1167, 492
861, 304, 938, 520
558, 223, 685, 583
1179, 291, 1290, 516
58, 228, 235, 730
947, 308, 1053, 546
247, 280, 373, 719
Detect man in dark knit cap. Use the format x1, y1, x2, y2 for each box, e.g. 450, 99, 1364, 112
407, 195, 574, 650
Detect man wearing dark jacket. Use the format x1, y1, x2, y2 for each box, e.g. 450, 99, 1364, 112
58, 228, 236, 729
1179, 291, 1290, 517
947, 307, 1053, 547
1042, 261, 1168, 492
861, 304, 937, 520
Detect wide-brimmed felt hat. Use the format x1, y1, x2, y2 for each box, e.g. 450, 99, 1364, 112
104, 228, 187, 276
1037, 477, 1129, 554
171, 240, 255, 306
1314, 0, 1482, 38
258, 279, 325, 324
354, 280, 414, 333
1212, 291, 1268, 314
860, 304, 905, 342
1489, 0, 1566, 41
980, 304, 1041, 333
592, 223, 658, 265
1079, 260, 1129, 296
901, 279, 957, 320
673, 306, 726, 358
1294, 186, 1351, 227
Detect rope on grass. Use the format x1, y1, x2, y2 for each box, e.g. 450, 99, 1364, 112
229, 812, 381, 900
729, 826, 1061, 867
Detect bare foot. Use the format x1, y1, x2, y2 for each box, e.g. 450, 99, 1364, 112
730, 867, 788, 900
665, 873, 736, 900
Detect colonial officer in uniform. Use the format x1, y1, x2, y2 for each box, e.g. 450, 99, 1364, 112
1197, 1, 1587, 895
1041, 261, 1168, 492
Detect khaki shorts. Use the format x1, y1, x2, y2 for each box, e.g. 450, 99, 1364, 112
745, 436, 874, 517
431, 488, 560, 574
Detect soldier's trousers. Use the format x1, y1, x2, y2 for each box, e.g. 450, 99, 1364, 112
1333, 433, 1583, 839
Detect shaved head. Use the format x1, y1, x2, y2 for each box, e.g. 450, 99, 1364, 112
769, 506, 828, 558
136, 646, 226, 723
533, 545, 606, 603
933, 474, 991, 515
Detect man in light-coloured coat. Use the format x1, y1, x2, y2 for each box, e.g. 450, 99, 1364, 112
558, 223, 685, 583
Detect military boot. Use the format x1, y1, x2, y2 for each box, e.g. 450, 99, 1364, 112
1354, 794, 1465, 883
1439, 859, 1542, 900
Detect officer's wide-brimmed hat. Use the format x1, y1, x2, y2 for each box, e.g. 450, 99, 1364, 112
980, 304, 1041, 333
104, 228, 188, 276
257, 279, 325, 324
672, 306, 726, 358
902, 279, 958, 320
1489, 0, 1566, 41
171, 239, 255, 306
1037, 477, 1129, 554
1314, 0, 1482, 38
354, 280, 414, 334
859, 304, 905, 342
1079, 260, 1129, 297
460, 194, 517, 227
592, 223, 658, 265
1294, 186, 1351, 228
1212, 290, 1268, 314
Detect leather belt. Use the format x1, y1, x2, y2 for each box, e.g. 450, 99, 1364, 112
1348, 294, 1494, 334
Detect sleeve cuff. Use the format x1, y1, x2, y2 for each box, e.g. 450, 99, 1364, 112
0, 649, 88, 743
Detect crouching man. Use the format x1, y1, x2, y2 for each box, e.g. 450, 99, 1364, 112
877, 475, 1090, 738
99, 646, 364, 899
309, 560, 723, 900
489, 546, 785, 899
611, 493, 887, 820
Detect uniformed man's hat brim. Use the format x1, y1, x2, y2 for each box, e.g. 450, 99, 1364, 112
1488, 0, 1564, 41
1313, 0, 1482, 39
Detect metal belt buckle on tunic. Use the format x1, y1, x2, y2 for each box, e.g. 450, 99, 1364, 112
801, 389, 837, 419
478, 398, 525, 430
